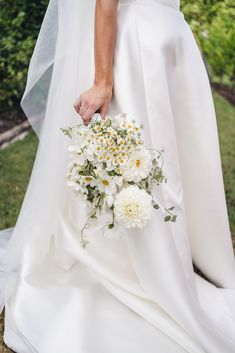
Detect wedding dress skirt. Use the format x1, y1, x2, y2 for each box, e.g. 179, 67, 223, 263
1, 0, 235, 352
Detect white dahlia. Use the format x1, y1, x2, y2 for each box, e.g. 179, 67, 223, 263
123, 149, 152, 182
114, 186, 153, 228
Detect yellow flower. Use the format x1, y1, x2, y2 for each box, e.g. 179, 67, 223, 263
105, 155, 111, 162
98, 136, 105, 144
120, 122, 127, 129
107, 137, 114, 144
117, 137, 125, 145
115, 167, 123, 175
118, 158, 125, 165
85, 176, 92, 182
102, 179, 109, 186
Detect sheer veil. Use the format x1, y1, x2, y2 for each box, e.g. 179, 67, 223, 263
22, 0, 96, 138
0, 0, 96, 311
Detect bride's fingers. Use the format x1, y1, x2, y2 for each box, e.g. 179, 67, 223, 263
100, 103, 109, 120
82, 107, 99, 126
79, 100, 89, 116
73, 98, 81, 113
74, 97, 89, 116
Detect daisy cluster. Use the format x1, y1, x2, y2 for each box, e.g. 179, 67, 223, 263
62, 114, 176, 247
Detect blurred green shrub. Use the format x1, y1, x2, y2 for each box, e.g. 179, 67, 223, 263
0, 0, 48, 112
181, 0, 235, 87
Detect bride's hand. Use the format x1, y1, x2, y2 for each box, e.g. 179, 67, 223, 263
73, 84, 113, 126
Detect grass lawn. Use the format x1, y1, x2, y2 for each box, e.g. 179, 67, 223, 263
0, 92, 234, 352
0, 132, 38, 230
215, 92, 235, 238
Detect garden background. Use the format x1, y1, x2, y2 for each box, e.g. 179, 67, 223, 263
0, 1, 235, 351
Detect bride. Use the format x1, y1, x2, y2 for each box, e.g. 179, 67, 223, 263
0, 0, 235, 352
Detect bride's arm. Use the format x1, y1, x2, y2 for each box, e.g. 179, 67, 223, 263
74, 0, 118, 126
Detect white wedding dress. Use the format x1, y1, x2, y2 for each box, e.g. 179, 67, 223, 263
0, 0, 235, 352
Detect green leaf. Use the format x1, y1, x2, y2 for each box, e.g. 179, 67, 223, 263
164, 215, 171, 222
153, 203, 159, 209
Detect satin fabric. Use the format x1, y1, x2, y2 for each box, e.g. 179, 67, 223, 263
1, 1, 235, 352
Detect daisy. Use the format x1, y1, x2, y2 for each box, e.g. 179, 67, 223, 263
97, 172, 117, 195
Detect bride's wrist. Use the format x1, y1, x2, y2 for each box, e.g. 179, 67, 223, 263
94, 76, 113, 91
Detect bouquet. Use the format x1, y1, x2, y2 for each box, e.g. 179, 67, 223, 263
61, 113, 177, 248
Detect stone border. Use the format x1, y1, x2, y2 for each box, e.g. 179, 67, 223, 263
0, 120, 30, 149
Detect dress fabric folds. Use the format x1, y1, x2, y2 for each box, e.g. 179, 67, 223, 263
0, 0, 235, 352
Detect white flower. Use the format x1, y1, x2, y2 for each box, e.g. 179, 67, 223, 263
114, 186, 153, 228
91, 113, 102, 123
86, 143, 96, 162
97, 172, 117, 195
123, 149, 152, 182
113, 113, 127, 128
69, 128, 87, 149
103, 154, 115, 171
67, 180, 88, 194
73, 154, 86, 166
97, 136, 106, 145
106, 194, 114, 208
114, 175, 123, 187
96, 209, 125, 239
80, 176, 96, 187
68, 144, 80, 153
